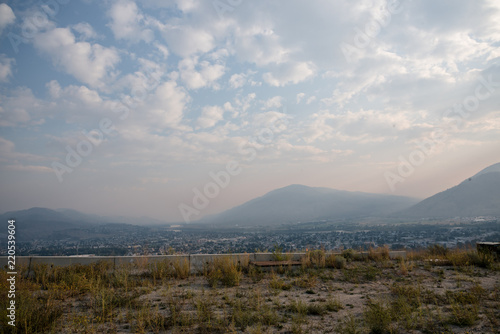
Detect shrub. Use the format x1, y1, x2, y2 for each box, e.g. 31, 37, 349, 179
172, 258, 190, 279
90, 287, 138, 321
342, 249, 361, 262
325, 253, 335, 267
231, 300, 259, 330
343, 265, 380, 283
390, 284, 422, 308
269, 273, 291, 291
325, 298, 344, 312
231, 296, 279, 331
134, 304, 166, 332
204, 257, 242, 287
427, 244, 449, 257
149, 259, 173, 283
0, 289, 63, 333
364, 300, 393, 334
467, 251, 497, 268
293, 274, 317, 288
398, 257, 413, 275
391, 295, 420, 330
306, 303, 327, 316
334, 314, 363, 334
302, 250, 326, 268
272, 245, 290, 261
368, 246, 390, 262
449, 302, 479, 327
287, 299, 308, 315
446, 249, 470, 267
334, 256, 346, 269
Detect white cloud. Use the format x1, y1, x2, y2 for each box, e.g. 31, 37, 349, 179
178, 57, 225, 90
0, 88, 41, 127
306, 96, 317, 104
108, 0, 153, 43
0, 137, 48, 164
4, 164, 53, 173
229, 73, 246, 89
262, 96, 283, 110
233, 27, 289, 66
2, 0, 500, 217
197, 105, 224, 128
0, 4, 15, 33
154, 42, 169, 59
263, 62, 315, 87
33, 27, 120, 88
0, 137, 14, 156
0, 55, 14, 82
296, 93, 305, 104
47, 81, 103, 105
162, 26, 215, 57
72, 22, 98, 40
146, 80, 190, 129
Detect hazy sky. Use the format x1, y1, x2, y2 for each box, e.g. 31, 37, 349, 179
0, 0, 499, 222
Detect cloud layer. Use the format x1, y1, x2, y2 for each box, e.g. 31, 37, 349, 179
0, 0, 499, 221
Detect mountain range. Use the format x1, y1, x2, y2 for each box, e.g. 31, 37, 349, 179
0, 207, 166, 241
202, 162, 500, 226
202, 184, 419, 226
1, 162, 499, 238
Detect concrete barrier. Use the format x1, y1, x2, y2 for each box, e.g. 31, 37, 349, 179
0, 250, 406, 273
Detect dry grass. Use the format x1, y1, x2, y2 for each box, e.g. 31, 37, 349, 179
204, 256, 242, 287
1, 246, 498, 333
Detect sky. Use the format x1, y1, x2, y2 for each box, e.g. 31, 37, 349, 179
0, 0, 499, 222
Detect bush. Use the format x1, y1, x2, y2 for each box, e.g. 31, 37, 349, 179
293, 274, 317, 288
306, 303, 327, 316
325, 298, 344, 312
272, 245, 290, 261
342, 249, 361, 262
0, 290, 63, 333
204, 257, 242, 287
303, 250, 326, 268
334, 314, 363, 334
449, 303, 479, 327
467, 251, 497, 268
149, 259, 173, 283
427, 244, 449, 257
363, 301, 393, 334
231, 300, 260, 330
287, 299, 308, 315
334, 256, 346, 269
368, 246, 390, 262
172, 258, 190, 279
269, 274, 291, 291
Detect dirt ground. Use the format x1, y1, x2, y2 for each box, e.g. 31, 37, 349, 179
49, 258, 500, 334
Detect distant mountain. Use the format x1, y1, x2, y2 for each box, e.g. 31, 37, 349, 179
202, 184, 419, 226
0, 207, 95, 241
470, 162, 500, 178
399, 162, 500, 219
0, 207, 168, 242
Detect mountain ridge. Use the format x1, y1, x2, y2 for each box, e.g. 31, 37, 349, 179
202, 184, 420, 226
399, 162, 500, 219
